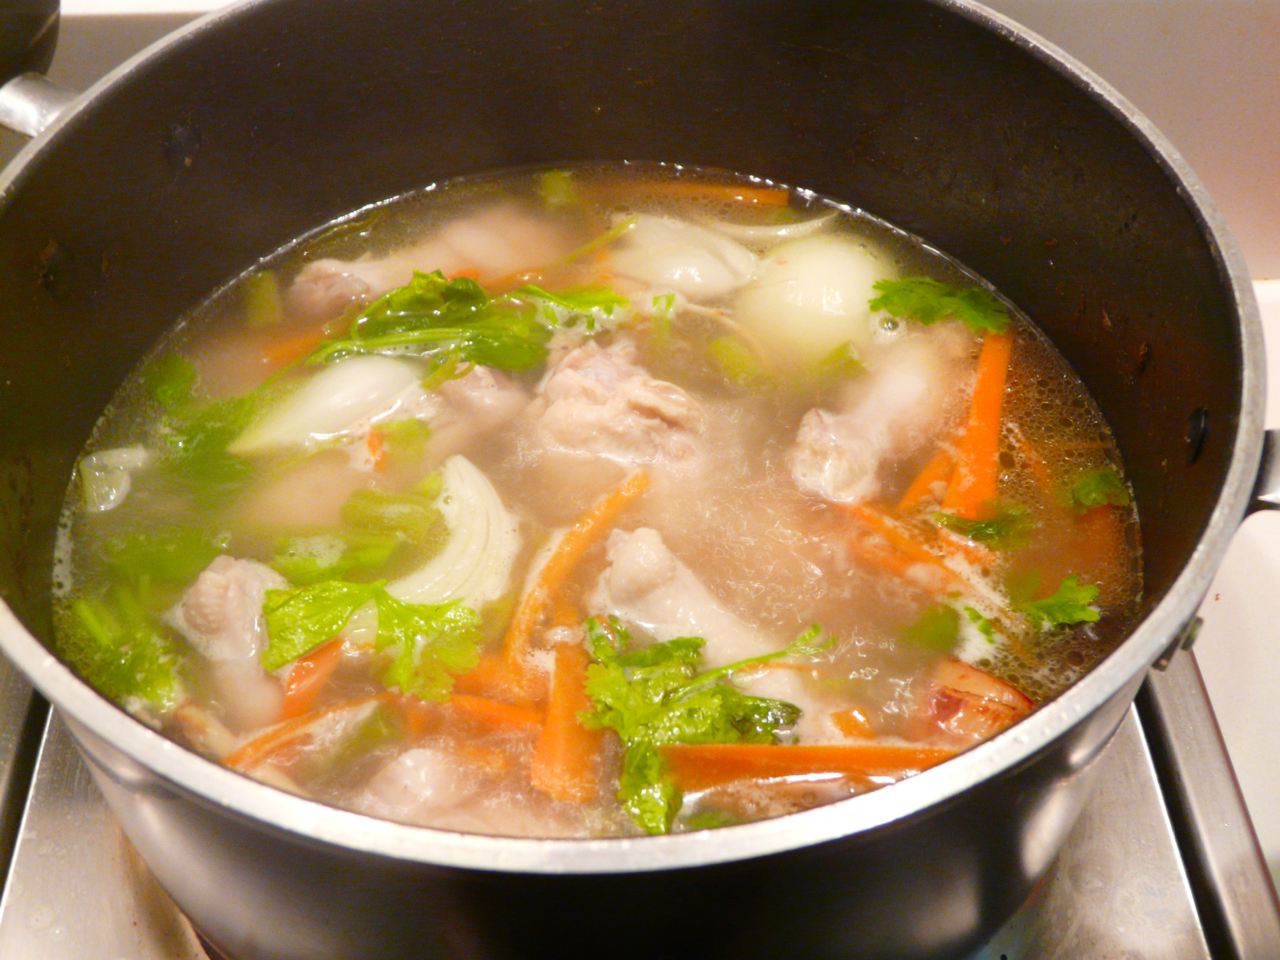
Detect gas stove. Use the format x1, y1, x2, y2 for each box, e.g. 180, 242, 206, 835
1, 6, 1279, 959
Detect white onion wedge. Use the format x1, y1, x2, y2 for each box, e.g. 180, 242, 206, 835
387, 455, 520, 609
79, 445, 151, 513
229, 356, 425, 456
611, 214, 757, 301
700, 210, 837, 245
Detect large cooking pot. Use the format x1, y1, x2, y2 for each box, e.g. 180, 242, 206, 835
0, 2, 1276, 958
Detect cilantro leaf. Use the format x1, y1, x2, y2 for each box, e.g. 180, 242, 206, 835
933, 504, 1032, 548
963, 606, 998, 643
1069, 467, 1131, 512
869, 277, 1010, 334
583, 617, 805, 834
260, 579, 480, 699
902, 603, 960, 653
1017, 575, 1101, 630
141, 355, 197, 411
514, 285, 629, 333
57, 586, 183, 713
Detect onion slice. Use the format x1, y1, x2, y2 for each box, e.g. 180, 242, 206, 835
387, 455, 520, 609
699, 210, 837, 245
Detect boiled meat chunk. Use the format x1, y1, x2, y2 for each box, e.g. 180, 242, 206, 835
167, 556, 287, 731
789, 328, 970, 504
357, 747, 481, 822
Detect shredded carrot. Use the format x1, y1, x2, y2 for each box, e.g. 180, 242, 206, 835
550, 598, 581, 629
279, 639, 344, 721
1007, 423, 1055, 500
225, 694, 387, 772
449, 693, 543, 730
660, 742, 956, 792
530, 643, 603, 803
843, 502, 967, 593
366, 428, 387, 473
932, 526, 999, 569
896, 448, 955, 515
393, 695, 441, 739
453, 653, 546, 702
458, 743, 515, 775
261, 328, 328, 369
943, 333, 1014, 519
831, 707, 876, 739
845, 537, 955, 597
502, 471, 650, 674
585, 181, 790, 208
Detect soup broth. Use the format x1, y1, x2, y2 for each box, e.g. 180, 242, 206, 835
55, 164, 1140, 837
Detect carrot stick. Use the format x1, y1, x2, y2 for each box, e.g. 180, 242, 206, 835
366, 428, 387, 473
262, 328, 328, 369
453, 653, 544, 702
530, 643, 603, 803
449, 693, 543, 730
584, 181, 790, 208
831, 706, 876, 739
660, 742, 956, 792
943, 333, 1014, 519
843, 502, 968, 594
225, 694, 386, 772
502, 470, 650, 673
845, 537, 956, 597
279, 639, 344, 720
1007, 423, 1055, 500
896, 448, 954, 515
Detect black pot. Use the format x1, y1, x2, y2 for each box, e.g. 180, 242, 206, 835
0, 2, 1274, 959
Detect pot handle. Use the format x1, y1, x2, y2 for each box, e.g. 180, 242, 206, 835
0, 1, 74, 139
0, 70, 76, 138
1251, 428, 1280, 513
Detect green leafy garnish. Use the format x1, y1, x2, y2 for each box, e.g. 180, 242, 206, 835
157, 390, 268, 501
59, 587, 183, 713
681, 808, 742, 832
306, 271, 630, 376
814, 340, 865, 384
902, 604, 959, 652
100, 526, 228, 606
243, 271, 284, 327
340, 488, 444, 543
1068, 467, 1131, 512
271, 531, 400, 585
260, 579, 480, 699
375, 418, 432, 468
869, 277, 1010, 334
707, 335, 773, 389
963, 606, 998, 644
141, 355, 198, 412
1016, 575, 1100, 630
583, 617, 811, 835
538, 169, 579, 209
933, 504, 1032, 548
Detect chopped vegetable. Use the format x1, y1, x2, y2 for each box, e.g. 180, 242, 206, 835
375, 418, 432, 467
869, 277, 1010, 335
558, 216, 638, 266
142, 355, 198, 411
449, 693, 542, 729
530, 643, 603, 803
501, 470, 649, 673
518, 285, 629, 332
1017, 575, 1100, 630
78, 446, 152, 514
902, 603, 960, 653
538, 169, 578, 209
830, 706, 876, 739
942, 332, 1014, 519
896, 447, 955, 515
243, 271, 284, 327
707, 335, 773, 389
1069, 467, 1131, 511
280, 638, 345, 719
100, 526, 228, 602
583, 617, 806, 835
933, 503, 1032, 548
963, 606, 998, 643
341, 488, 444, 543
660, 741, 956, 792
224, 694, 387, 772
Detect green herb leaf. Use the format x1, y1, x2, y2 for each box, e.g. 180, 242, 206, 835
261, 580, 380, 670
963, 606, 998, 644
902, 603, 960, 652
100, 526, 228, 607
583, 617, 804, 834
1017, 575, 1101, 630
158, 391, 264, 501
271, 531, 401, 585
869, 277, 1010, 334
58, 587, 183, 713
933, 504, 1032, 548
243, 271, 284, 327
707, 335, 773, 389
142, 355, 197, 412
513, 284, 629, 332
814, 340, 865, 384
340, 488, 444, 543
538, 169, 579, 209
1068, 467, 1131, 512
376, 418, 432, 467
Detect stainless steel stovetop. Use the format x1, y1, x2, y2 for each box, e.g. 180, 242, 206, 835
2, 8, 1280, 960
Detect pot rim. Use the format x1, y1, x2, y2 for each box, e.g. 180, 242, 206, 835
0, 0, 1266, 874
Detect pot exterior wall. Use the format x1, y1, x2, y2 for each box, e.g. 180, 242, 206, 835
72, 673, 1138, 960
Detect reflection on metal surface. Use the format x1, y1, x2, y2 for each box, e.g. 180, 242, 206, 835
0, 705, 1221, 960
1142, 654, 1280, 959
0, 660, 39, 879
0, 712, 207, 959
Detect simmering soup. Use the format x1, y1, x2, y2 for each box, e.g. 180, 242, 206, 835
55, 165, 1140, 837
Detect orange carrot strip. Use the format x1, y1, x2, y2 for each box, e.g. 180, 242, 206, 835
932, 526, 999, 569
1007, 423, 1055, 500
831, 707, 876, 739
845, 538, 955, 597
453, 653, 536, 701
551, 598, 581, 629
225, 694, 386, 772
449, 693, 543, 730
585, 181, 789, 207
530, 643, 603, 803
393, 695, 441, 739
943, 333, 1014, 519
660, 742, 956, 792
279, 639, 344, 721
261, 328, 328, 369
366, 428, 387, 473
502, 471, 650, 672
896, 448, 955, 515
844, 502, 945, 570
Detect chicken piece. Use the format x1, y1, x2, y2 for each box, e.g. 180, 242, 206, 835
527, 339, 705, 470
788, 327, 970, 505
357, 746, 481, 823
167, 556, 288, 731
426, 365, 529, 462
287, 204, 573, 321
611, 214, 757, 301
911, 658, 1034, 747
